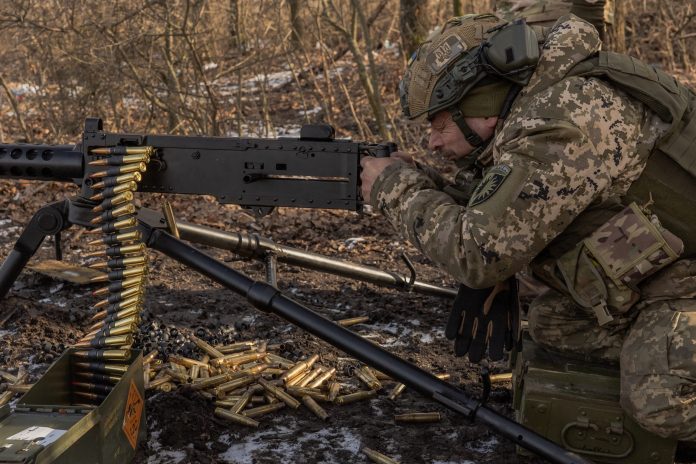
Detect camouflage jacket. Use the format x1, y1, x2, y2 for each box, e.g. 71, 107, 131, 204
371, 15, 669, 289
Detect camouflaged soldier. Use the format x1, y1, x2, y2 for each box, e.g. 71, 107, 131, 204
360, 14, 696, 441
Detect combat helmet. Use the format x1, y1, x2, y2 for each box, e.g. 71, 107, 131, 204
399, 14, 541, 148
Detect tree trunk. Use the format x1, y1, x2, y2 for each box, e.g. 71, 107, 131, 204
607, 0, 626, 52
400, 0, 430, 57
453, 0, 463, 16
288, 0, 304, 47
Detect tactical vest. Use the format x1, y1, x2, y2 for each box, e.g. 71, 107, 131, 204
567, 51, 696, 257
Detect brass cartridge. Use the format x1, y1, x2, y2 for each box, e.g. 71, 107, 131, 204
215, 375, 258, 397
215, 408, 260, 427
297, 367, 323, 388
87, 314, 139, 332
301, 396, 329, 421
7, 384, 31, 393
286, 386, 329, 402
241, 402, 285, 419
393, 412, 441, 423
88, 229, 141, 247
0, 370, 18, 384
158, 382, 175, 393
92, 276, 145, 297
89, 181, 138, 201
163, 368, 191, 384
90, 146, 153, 156
89, 265, 147, 283
190, 335, 225, 358
230, 390, 253, 414
327, 381, 341, 402
217, 340, 257, 354
214, 396, 243, 408
0, 391, 13, 407
85, 243, 145, 259
146, 376, 173, 390
90, 204, 137, 225
89, 254, 146, 271
142, 350, 158, 365
258, 378, 300, 409
388, 383, 406, 401
91, 191, 134, 213
72, 361, 129, 375
89, 162, 147, 179
308, 367, 336, 389
214, 351, 266, 367
490, 372, 512, 383
362, 447, 400, 464
71, 382, 113, 395
88, 153, 150, 166
356, 366, 382, 391
90, 300, 141, 321
169, 355, 210, 369
337, 316, 369, 327
82, 323, 136, 340
190, 372, 234, 390
74, 334, 133, 349
334, 390, 377, 405
85, 216, 137, 234
281, 354, 319, 383
73, 349, 131, 361
265, 353, 294, 369
92, 286, 142, 308
91, 171, 142, 189
74, 371, 121, 384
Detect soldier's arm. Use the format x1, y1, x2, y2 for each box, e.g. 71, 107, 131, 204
371, 117, 610, 289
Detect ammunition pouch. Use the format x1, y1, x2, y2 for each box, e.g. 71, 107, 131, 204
543, 203, 683, 325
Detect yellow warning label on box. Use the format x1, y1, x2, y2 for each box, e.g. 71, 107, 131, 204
122, 380, 143, 450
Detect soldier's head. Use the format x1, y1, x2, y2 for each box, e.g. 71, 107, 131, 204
399, 14, 540, 160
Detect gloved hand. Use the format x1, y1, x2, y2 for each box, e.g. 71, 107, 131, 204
445, 278, 520, 362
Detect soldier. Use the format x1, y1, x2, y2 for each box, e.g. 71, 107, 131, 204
360, 14, 696, 442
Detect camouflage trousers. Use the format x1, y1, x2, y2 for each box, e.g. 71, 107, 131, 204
527, 259, 696, 441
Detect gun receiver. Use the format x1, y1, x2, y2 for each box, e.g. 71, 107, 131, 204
0, 118, 396, 213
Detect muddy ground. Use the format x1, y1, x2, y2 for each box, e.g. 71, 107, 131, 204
0, 177, 544, 464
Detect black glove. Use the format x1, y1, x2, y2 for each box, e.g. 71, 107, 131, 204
445, 278, 520, 362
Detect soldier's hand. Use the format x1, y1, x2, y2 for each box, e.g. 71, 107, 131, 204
445, 278, 520, 362
360, 154, 408, 202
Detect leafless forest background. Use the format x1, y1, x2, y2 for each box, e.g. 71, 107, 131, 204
0, 0, 695, 150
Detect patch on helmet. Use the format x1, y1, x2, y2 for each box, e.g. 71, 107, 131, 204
468, 164, 512, 207
426, 35, 466, 74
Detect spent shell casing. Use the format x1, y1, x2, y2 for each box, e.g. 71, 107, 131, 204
230, 390, 253, 414
286, 386, 329, 402
73, 349, 131, 361
362, 447, 400, 464
217, 341, 257, 354
168, 355, 209, 369
214, 396, 243, 407
71, 382, 114, 395
215, 352, 266, 367
92, 286, 142, 307
91, 171, 142, 189
215, 408, 259, 427
146, 376, 173, 390
158, 382, 175, 392
91, 191, 134, 213
0, 369, 18, 384
297, 367, 323, 388
74, 334, 133, 349
301, 395, 329, 421
190, 372, 235, 390
85, 216, 137, 235
92, 276, 145, 297
72, 361, 129, 375
356, 366, 382, 390
142, 350, 159, 365
89, 255, 146, 270
0, 391, 14, 407
88, 153, 150, 166
327, 382, 341, 402
281, 354, 319, 383
89, 146, 153, 156
241, 402, 285, 419
265, 353, 294, 369
215, 375, 258, 396
89, 181, 138, 201
163, 368, 191, 384
393, 412, 441, 423
74, 371, 121, 384
88, 230, 141, 247
89, 266, 147, 283
388, 383, 406, 401
335, 390, 377, 405
258, 378, 300, 409
490, 372, 512, 383
90, 204, 137, 225
190, 335, 225, 358
308, 367, 336, 389
337, 316, 370, 327
89, 162, 147, 179
7, 384, 32, 393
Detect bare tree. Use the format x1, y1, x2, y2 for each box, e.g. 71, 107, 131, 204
288, 0, 305, 47
400, 0, 430, 56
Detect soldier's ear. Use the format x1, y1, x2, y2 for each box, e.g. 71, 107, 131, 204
483, 116, 499, 130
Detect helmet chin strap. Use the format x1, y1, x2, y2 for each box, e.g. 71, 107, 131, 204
449, 107, 489, 161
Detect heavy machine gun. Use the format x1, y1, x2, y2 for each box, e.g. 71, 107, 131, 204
0, 119, 591, 464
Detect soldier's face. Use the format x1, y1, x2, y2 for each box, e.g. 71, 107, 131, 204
428, 111, 497, 161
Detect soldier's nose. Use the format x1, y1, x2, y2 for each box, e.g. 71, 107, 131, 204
428, 132, 441, 152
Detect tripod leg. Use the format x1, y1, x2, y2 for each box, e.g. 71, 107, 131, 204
0, 200, 71, 299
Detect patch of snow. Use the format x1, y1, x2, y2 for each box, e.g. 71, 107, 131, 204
146, 428, 189, 464
204, 62, 218, 71
466, 435, 499, 454
10, 84, 39, 97
301, 106, 323, 116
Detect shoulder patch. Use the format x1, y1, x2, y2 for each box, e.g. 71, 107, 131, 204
467, 164, 512, 207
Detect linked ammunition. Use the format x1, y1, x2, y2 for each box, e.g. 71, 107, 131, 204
71, 382, 114, 395
89, 162, 147, 179
92, 276, 145, 297
0, 391, 13, 407
89, 265, 147, 283
88, 153, 150, 166
90, 298, 141, 319
88, 230, 141, 247
91, 191, 134, 213
85, 216, 138, 234
74, 334, 133, 349
75, 372, 121, 384
362, 447, 400, 464
327, 381, 341, 402
92, 286, 142, 307
91, 171, 142, 189
337, 316, 369, 327
72, 391, 107, 403
215, 408, 260, 427
87, 314, 139, 332
334, 390, 377, 405
309, 367, 336, 389
73, 349, 131, 361
90, 203, 138, 225
258, 378, 300, 409
190, 335, 225, 358
89, 181, 138, 201
393, 412, 441, 423
89, 146, 153, 156
82, 323, 137, 340
301, 395, 329, 421
7, 384, 31, 393
86, 243, 145, 259
241, 402, 285, 419
281, 354, 319, 383
72, 361, 129, 375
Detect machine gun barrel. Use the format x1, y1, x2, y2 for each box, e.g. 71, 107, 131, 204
0, 143, 83, 184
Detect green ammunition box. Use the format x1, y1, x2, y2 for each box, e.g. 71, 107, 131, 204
512, 336, 677, 464
0, 349, 145, 464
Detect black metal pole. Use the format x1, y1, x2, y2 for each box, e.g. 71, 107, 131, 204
146, 228, 592, 464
